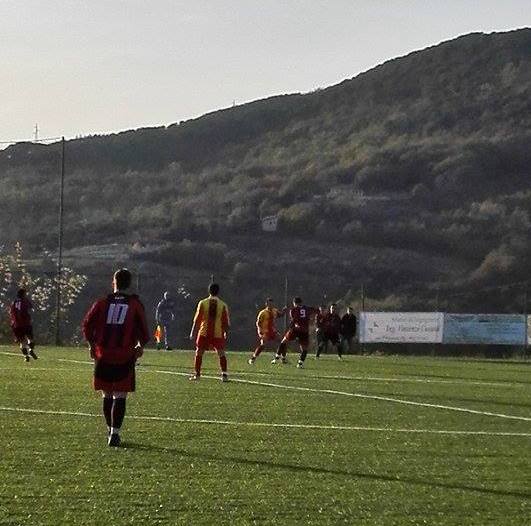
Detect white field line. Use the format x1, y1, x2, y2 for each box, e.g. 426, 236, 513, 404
1, 353, 526, 388
0, 368, 70, 372
54, 357, 527, 389
57, 358, 93, 365
4, 356, 531, 422
149, 369, 531, 423
0, 405, 529, 437
210, 369, 525, 388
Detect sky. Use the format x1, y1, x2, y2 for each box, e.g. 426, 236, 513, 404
1, 0, 530, 143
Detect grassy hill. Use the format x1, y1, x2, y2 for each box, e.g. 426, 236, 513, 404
1, 28, 530, 343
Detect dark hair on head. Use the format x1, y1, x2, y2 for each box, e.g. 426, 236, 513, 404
266, 297, 273, 303
293, 296, 302, 305
17, 288, 26, 298
113, 268, 132, 290
209, 283, 220, 296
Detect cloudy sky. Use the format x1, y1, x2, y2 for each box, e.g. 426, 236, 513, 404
1, 0, 529, 143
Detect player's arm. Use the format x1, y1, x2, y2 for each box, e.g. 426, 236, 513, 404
222, 305, 230, 338
82, 301, 102, 359
190, 302, 203, 340
134, 300, 150, 358
288, 307, 296, 328
256, 311, 265, 336
170, 301, 176, 321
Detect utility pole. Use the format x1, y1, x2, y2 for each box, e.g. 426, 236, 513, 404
524, 286, 528, 359
54, 137, 65, 345
360, 283, 365, 355
284, 275, 289, 330
34, 124, 39, 142
433, 283, 440, 356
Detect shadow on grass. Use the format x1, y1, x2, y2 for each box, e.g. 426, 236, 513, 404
121, 442, 530, 500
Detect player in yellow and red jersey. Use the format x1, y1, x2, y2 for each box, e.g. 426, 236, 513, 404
189, 283, 230, 382
272, 297, 318, 368
248, 298, 286, 365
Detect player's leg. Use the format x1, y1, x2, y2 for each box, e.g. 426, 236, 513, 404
338, 335, 345, 356
102, 391, 113, 435
216, 348, 229, 382
335, 336, 343, 359
297, 343, 309, 368
315, 331, 325, 358
190, 345, 205, 380
273, 336, 289, 364
249, 338, 265, 364
297, 333, 310, 368
20, 340, 29, 362
163, 323, 172, 350
27, 329, 37, 360
108, 391, 127, 447
13, 328, 29, 362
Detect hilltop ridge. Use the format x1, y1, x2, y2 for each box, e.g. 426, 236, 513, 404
1, 28, 530, 342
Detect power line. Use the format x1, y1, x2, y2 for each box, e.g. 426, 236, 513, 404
0, 137, 62, 145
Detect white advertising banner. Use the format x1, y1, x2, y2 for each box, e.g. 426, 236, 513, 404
443, 314, 526, 345
359, 312, 444, 343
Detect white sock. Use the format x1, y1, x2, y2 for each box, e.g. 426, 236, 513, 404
110, 427, 120, 435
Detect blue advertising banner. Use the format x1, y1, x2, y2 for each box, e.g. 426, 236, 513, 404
443, 314, 526, 345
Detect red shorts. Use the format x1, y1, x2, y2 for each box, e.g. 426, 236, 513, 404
259, 331, 279, 343
93, 359, 136, 392
196, 335, 226, 351
12, 326, 33, 343
283, 328, 309, 347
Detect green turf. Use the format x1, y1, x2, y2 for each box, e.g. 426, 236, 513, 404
0, 346, 529, 525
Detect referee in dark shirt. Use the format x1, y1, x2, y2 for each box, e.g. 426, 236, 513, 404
340, 306, 357, 354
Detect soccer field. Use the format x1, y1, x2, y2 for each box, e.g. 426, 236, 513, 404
0, 347, 529, 526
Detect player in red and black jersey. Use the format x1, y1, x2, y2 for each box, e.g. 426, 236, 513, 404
316, 303, 343, 359
272, 297, 318, 368
314, 305, 327, 359
10, 289, 37, 362
82, 269, 149, 447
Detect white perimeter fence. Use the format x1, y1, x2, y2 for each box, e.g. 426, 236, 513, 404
358, 312, 530, 346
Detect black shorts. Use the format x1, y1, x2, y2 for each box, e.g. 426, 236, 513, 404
93, 359, 136, 392
283, 328, 310, 347
12, 326, 33, 343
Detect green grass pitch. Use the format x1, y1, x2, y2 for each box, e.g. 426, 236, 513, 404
0, 346, 529, 525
